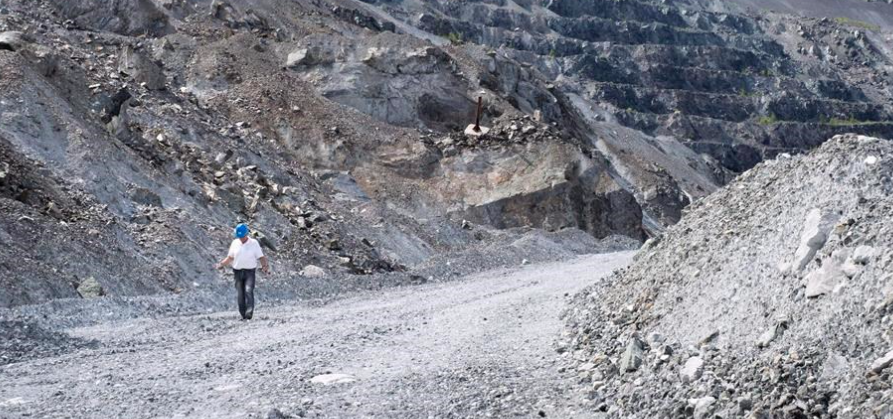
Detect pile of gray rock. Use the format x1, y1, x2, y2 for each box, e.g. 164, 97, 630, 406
434, 113, 566, 157
563, 134, 893, 417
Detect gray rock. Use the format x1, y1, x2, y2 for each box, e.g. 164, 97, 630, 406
619, 336, 644, 372
266, 408, 290, 419
756, 320, 788, 348
738, 396, 753, 412
118, 45, 166, 90
0, 31, 25, 51
792, 208, 838, 271
215, 150, 233, 165
131, 187, 163, 207
76, 277, 104, 298
286, 46, 333, 67
217, 188, 246, 213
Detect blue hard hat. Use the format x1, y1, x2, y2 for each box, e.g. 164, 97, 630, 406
234, 223, 249, 238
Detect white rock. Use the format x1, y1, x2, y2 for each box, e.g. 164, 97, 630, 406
680, 356, 704, 382
870, 349, 893, 374
756, 322, 784, 348
300, 265, 327, 278
647, 332, 665, 344
841, 258, 861, 279
464, 124, 490, 137
0, 31, 25, 51
865, 155, 878, 165
688, 396, 716, 419
852, 245, 876, 264
791, 208, 838, 271
820, 352, 850, 381
577, 362, 596, 371
310, 373, 357, 385
776, 261, 791, 275
805, 249, 848, 298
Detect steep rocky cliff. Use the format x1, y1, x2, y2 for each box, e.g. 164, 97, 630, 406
0, 0, 890, 306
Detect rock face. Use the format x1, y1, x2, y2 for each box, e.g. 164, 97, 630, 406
565, 135, 893, 417
0, 0, 890, 309
117, 46, 166, 90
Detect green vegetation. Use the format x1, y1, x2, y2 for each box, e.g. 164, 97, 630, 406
822, 115, 883, 126
754, 114, 888, 127
834, 17, 881, 32
446, 32, 463, 45
757, 113, 779, 125
738, 88, 759, 97
549, 49, 557, 59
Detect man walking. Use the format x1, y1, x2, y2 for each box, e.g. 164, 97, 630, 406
215, 223, 270, 320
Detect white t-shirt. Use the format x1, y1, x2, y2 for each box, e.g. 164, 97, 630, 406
228, 238, 264, 270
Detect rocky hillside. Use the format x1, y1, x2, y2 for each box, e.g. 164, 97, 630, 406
563, 134, 893, 417
0, 0, 891, 306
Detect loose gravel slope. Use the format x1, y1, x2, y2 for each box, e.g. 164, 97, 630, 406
564, 134, 893, 418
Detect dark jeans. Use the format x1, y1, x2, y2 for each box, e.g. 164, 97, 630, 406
233, 269, 256, 319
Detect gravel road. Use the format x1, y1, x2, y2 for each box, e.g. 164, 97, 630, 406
0, 252, 634, 419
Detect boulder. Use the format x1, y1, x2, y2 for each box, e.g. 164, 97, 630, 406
0, 31, 25, 51
301, 265, 327, 278
689, 396, 716, 419
464, 124, 490, 137
680, 356, 704, 382
756, 320, 788, 348
286, 46, 333, 68
76, 277, 104, 298
266, 408, 291, 419
869, 349, 893, 375
131, 187, 163, 207
851, 245, 876, 264
619, 335, 644, 372
791, 208, 838, 271
805, 249, 848, 298
118, 45, 166, 90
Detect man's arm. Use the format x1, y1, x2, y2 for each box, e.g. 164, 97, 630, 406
214, 256, 234, 270
259, 256, 270, 274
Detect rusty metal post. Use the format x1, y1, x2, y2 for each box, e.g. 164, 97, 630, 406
473, 96, 482, 131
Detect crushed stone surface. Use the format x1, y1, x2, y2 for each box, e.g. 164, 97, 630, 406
0, 252, 633, 419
